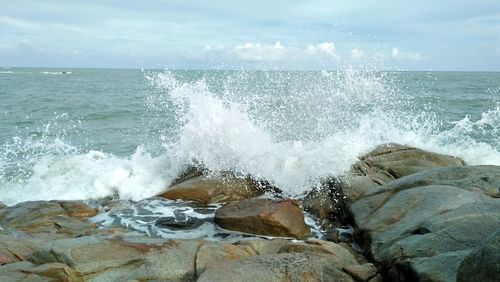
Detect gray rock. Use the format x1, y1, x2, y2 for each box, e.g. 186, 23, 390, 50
29, 235, 203, 281
349, 165, 500, 281
0, 234, 46, 265
457, 230, 500, 282
0, 201, 96, 238
198, 252, 355, 282
341, 143, 464, 202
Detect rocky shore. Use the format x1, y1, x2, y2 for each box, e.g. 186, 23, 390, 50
0, 143, 498, 281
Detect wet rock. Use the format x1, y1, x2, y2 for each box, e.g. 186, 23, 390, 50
342, 263, 377, 282
0, 261, 80, 281
457, 230, 500, 282
235, 238, 290, 255
198, 252, 355, 282
214, 198, 311, 239
0, 201, 96, 238
350, 165, 500, 281
302, 178, 346, 222
55, 200, 97, 218
29, 235, 203, 281
278, 239, 359, 268
196, 241, 257, 275
158, 174, 264, 204
0, 234, 45, 265
341, 143, 464, 202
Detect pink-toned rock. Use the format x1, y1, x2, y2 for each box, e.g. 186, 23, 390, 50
214, 198, 311, 239
343, 263, 378, 281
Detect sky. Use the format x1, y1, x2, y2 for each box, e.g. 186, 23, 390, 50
1, 0, 499, 70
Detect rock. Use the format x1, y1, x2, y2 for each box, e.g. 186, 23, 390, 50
29, 235, 203, 281
198, 252, 355, 282
350, 165, 500, 281
457, 230, 500, 282
0, 201, 96, 238
214, 198, 311, 239
0, 261, 80, 281
302, 178, 346, 222
341, 143, 464, 202
196, 241, 257, 276
378, 165, 500, 198
158, 174, 264, 204
407, 250, 471, 282
235, 238, 290, 255
55, 200, 97, 218
278, 239, 359, 268
342, 263, 377, 282
0, 234, 45, 265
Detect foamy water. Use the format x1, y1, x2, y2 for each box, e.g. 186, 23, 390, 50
0, 69, 499, 205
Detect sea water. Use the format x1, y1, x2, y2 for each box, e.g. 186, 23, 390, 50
1, 68, 499, 239
1, 68, 499, 206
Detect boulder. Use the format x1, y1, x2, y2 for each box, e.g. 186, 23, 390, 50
29, 235, 203, 281
278, 239, 359, 268
158, 174, 264, 204
235, 238, 290, 255
0, 201, 96, 238
301, 178, 346, 222
0, 261, 80, 281
457, 230, 500, 282
198, 252, 355, 282
196, 241, 257, 275
342, 263, 378, 282
341, 143, 464, 202
55, 200, 97, 218
214, 198, 311, 239
349, 165, 500, 281
0, 234, 45, 265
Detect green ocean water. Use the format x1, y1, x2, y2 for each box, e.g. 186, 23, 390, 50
0, 68, 499, 204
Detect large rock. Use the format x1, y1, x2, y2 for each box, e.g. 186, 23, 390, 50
198, 252, 355, 282
0, 201, 96, 238
0, 234, 46, 265
350, 165, 500, 281
341, 143, 464, 202
215, 198, 311, 239
457, 230, 500, 282
29, 235, 203, 281
196, 241, 257, 275
277, 239, 359, 268
0, 261, 80, 281
158, 174, 264, 204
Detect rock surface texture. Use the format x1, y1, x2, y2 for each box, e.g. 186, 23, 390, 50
215, 198, 311, 239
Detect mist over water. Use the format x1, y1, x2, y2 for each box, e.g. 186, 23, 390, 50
0, 68, 499, 205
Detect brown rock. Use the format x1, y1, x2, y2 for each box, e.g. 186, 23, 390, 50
278, 239, 359, 268
0, 201, 96, 238
198, 252, 355, 282
215, 198, 311, 239
235, 239, 290, 255
55, 200, 97, 218
158, 174, 264, 204
0, 234, 45, 265
0, 261, 81, 281
196, 241, 257, 275
343, 263, 378, 281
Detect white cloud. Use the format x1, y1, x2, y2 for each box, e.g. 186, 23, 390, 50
306, 42, 338, 58
350, 48, 364, 59
392, 47, 424, 61
232, 42, 287, 61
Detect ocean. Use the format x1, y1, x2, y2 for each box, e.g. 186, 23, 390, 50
1, 68, 499, 206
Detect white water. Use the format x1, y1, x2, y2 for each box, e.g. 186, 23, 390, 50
1, 70, 499, 205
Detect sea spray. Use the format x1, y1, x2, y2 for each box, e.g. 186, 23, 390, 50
1, 69, 499, 205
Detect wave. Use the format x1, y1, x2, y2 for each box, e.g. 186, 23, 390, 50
40, 71, 72, 75
1, 70, 499, 205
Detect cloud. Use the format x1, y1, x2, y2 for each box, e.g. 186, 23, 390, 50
350, 48, 364, 59
306, 42, 338, 58
232, 42, 286, 61
391, 47, 424, 61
